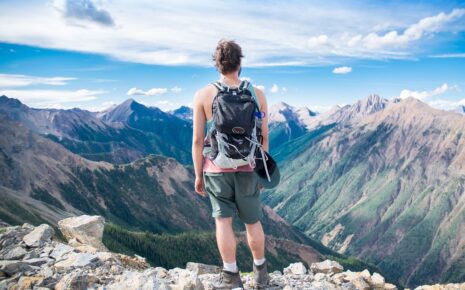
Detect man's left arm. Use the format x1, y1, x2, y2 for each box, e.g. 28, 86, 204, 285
256, 89, 269, 152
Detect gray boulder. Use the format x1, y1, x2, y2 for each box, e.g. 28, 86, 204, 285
0, 260, 33, 276
55, 270, 99, 290
106, 269, 165, 290
50, 243, 75, 261
283, 262, 307, 275
310, 259, 343, 274
2, 246, 27, 260
22, 224, 54, 248
54, 252, 100, 270
58, 215, 107, 251
186, 262, 221, 275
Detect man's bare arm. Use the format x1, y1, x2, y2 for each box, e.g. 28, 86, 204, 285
255, 88, 269, 152
192, 90, 207, 195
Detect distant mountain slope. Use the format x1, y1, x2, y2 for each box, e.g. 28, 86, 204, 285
0, 96, 192, 164
0, 115, 324, 245
0, 116, 209, 231
169, 105, 193, 121
103, 223, 325, 273
99, 98, 192, 163
268, 102, 317, 152
0, 112, 384, 279
263, 96, 465, 287
301, 94, 390, 131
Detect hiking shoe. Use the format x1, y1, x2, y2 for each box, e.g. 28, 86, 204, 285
253, 262, 270, 289
212, 269, 244, 290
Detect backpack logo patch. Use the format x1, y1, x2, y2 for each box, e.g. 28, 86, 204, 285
232, 126, 245, 134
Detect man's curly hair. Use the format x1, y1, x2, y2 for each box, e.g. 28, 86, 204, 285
212, 39, 243, 74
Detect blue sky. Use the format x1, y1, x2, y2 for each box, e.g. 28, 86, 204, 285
0, 0, 464, 112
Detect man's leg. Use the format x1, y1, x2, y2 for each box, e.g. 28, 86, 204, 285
215, 217, 237, 269
245, 220, 265, 261
212, 217, 244, 289
246, 220, 269, 288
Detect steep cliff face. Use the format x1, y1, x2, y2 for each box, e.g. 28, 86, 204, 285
264, 97, 465, 287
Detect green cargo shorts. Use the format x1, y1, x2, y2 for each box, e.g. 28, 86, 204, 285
203, 171, 262, 224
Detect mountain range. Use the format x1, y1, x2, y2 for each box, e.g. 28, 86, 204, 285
263, 94, 465, 287
0, 96, 192, 165
0, 95, 380, 277
2, 93, 465, 287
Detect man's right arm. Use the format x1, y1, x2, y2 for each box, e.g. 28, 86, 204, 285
192, 90, 206, 196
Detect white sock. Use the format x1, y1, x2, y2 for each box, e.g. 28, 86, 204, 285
223, 261, 238, 273
254, 258, 266, 266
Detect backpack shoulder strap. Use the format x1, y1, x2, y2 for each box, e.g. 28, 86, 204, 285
243, 81, 260, 111
210, 81, 226, 92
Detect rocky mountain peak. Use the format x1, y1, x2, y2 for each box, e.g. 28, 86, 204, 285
169, 105, 193, 120
325, 94, 390, 125
269, 102, 301, 124
0, 215, 411, 290
353, 94, 388, 114
99, 98, 146, 123
0, 95, 27, 110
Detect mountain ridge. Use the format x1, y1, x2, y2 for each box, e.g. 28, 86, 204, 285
263, 95, 465, 287
0, 95, 193, 164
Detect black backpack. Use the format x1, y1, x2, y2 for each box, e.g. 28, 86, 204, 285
205, 80, 263, 169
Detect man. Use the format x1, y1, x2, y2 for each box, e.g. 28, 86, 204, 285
192, 39, 270, 289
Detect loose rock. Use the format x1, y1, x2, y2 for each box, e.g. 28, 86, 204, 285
2, 216, 462, 290
22, 224, 54, 248
54, 252, 100, 270
310, 259, 344, 274
2, 246, 27, 260
58, 215, 107, 251
283, 262, 307, 275
186, 262, 221, 275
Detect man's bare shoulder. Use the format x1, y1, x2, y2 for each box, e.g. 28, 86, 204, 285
253, 85, 267, 105
195, 84, 217, 102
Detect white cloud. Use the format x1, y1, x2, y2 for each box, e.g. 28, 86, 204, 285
427, 98, 465, 111
307, 35, 329, 48
254, 85, 265, 92
0, 2, 463, 66
332, 66, 352, 74
170, 86, 183, 93
361, 9, 465, 49
0, 88, 106, 108
430, 53, 465, 58
127, 88, 145, 96
127, 87, 167, 96
398, 83, 455, 100
88, 100, 117, 112
270, 84, 288, 94
0, 74, 76, 88
147, 88, 168, 95
395, 83, 465, 111
270, 84, 279, 93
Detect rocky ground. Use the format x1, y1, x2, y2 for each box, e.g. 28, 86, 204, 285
1, 215, 464, 290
